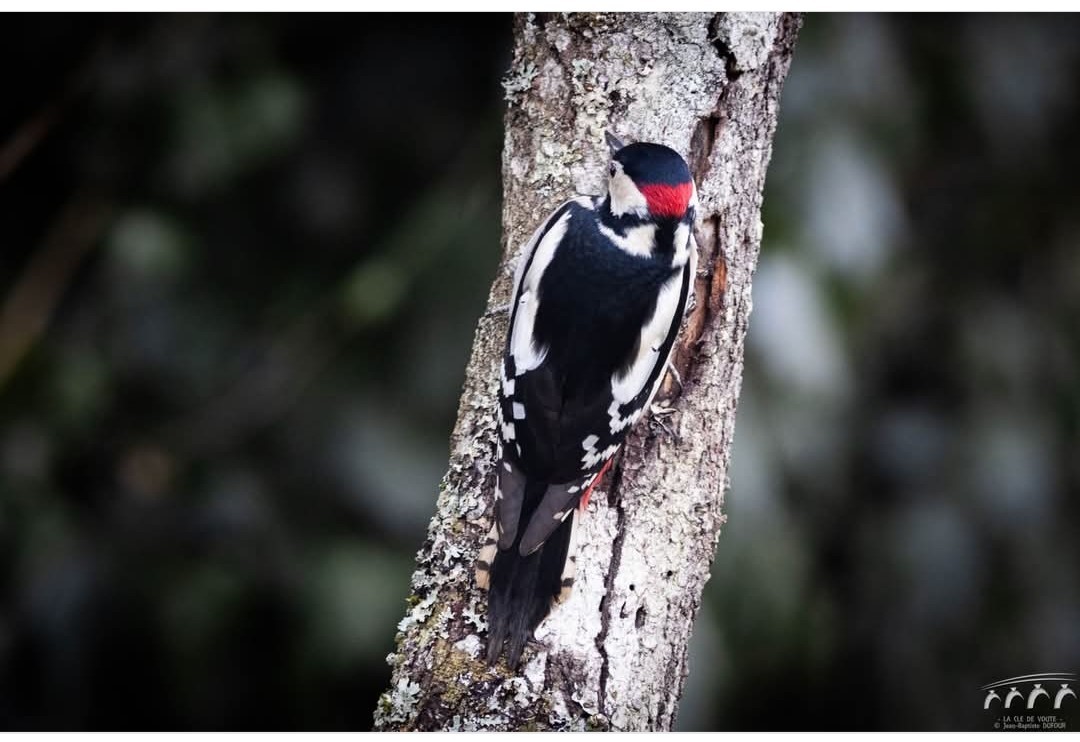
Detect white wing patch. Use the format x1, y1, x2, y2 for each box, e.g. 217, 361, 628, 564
606, 232, 694, 436
507, 199, 587, 378
509, 291, 548, 373
582, 430, 620, 469
552, 508, 573, 522
607, 398, 642, 435
583, 443, 619, 469
500, 362, 515, 396
611, 270, 685, 405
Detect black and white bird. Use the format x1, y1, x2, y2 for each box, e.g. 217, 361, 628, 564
476, 132, 698, 669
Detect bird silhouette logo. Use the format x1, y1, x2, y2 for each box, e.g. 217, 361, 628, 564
1004, 686, 1024, 708
1056, 684, 1077, 710
1027, 684, 1050, 709
981, 673, 1077, 715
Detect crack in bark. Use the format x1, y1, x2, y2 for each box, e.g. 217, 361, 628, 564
593, 453, 628, 727
707, 14, 744, 83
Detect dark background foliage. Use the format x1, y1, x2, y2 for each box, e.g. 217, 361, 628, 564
1, 13, 1077, 731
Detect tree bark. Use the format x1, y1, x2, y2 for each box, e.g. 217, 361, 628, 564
374, 12, 800, 732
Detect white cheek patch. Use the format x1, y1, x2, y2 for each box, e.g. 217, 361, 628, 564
599, 222, 657, 258
608, 169, 649, 217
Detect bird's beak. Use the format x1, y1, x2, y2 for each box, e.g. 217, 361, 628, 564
605, 131, 626, 156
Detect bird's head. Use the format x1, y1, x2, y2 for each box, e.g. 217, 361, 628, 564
604, 132, 695, 221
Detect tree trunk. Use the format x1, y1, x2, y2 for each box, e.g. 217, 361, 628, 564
374, 12, 800, 732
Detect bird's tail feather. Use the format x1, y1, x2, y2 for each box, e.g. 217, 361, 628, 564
485, 480, 574, 669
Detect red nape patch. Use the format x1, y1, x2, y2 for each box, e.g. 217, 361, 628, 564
640, 181, 693, 218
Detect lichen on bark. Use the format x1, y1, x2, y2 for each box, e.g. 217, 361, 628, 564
373, 12, 801, 732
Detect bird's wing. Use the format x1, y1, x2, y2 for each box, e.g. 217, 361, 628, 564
493, 198, 590, 545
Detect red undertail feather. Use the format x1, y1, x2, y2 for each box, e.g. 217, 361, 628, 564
580, 457, 613, 512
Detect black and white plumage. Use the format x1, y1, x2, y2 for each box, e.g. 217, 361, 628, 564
477, 133, 698, 669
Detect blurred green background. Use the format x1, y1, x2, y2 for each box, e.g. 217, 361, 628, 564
1, 13, 1078, 731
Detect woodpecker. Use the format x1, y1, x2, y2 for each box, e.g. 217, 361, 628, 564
475, 132, 699, 669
